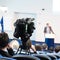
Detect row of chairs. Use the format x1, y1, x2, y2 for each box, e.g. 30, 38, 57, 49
12, 53, 60, 60
0, 53, 60, 60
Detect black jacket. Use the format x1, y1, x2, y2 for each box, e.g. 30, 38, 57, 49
0, 48, 14, 57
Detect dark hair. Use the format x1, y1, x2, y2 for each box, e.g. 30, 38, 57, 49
0, 32, 9, 48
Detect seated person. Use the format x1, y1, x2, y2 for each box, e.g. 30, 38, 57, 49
25, 38, 37, 53
0, 32, 14, 57
18, 38, 37, 54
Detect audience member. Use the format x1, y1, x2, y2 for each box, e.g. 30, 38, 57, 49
48, 46, 54, 53
54, 45, 60, 53
0, 32, 14, 57
42, 43, 48, 51
35, 44, 42, 51
20, 38, 37, 54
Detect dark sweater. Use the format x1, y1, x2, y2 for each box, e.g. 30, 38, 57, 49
0, 48, 14, 57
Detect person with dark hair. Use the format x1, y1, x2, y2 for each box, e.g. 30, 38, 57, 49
0, 32, 14, 57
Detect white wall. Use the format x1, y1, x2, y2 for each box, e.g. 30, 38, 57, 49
36, 11, 60, 43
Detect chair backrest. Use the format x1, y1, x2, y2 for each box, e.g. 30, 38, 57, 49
47, 54, 57, 60
32, 54, 51, 60
0, 57, 16, 60
13, 55, 40, 60
0, 54, 16, 60
54, 54, 60, 59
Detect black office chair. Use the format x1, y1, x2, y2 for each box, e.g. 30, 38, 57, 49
13, 55, 40, 60
47, 54, 57, 60
54, 54, 60, 59
0, 57, 16, 60
32, 54, 51, 60
50, 53, 60, 60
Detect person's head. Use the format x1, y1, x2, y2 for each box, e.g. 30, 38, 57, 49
54, 45, 60, 53
49, 46, 54, 53
42, 43, 48, 50
0, 32, 9, 49
35, 44, 42, 51
46, 23, 50, 26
